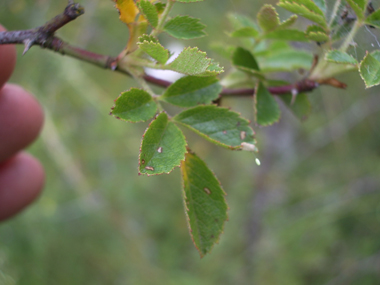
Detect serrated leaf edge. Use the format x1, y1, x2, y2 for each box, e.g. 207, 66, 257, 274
138, 112, 188, 176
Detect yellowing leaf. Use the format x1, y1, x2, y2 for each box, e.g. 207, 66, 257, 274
114, 0, 139, 25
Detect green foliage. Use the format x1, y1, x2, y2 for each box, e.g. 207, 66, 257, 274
173, 105, 255, 149
160, 76, 222, 107
254, 82, 280, 126
164, 16, 206, 39
325, 50, 358, 65
166, 47, 223, 76
139, 112, 187, 175
277, 0, 327, 28
359, 52, 380, 88
138, 0, 159, 28
366, 9, 380, 28
138, 39, 170, 64
108, 0, 380, 255
181, 151, 228, 257
111, 88, 157, 122
3, 0, 380, 259
257, 5, 280, 32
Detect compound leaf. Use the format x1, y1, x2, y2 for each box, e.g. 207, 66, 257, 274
111, 88, 157, 122
181, 151, 228, 258
139, 112, 187, 175
160, 76, 222, 107
173, 105, 255, 149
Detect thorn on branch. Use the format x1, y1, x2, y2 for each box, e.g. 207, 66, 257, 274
22, 38, 35, 55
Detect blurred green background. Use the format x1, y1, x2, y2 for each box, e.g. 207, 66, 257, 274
1, 0, 380, 284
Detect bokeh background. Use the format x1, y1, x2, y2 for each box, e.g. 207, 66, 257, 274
1, 0, 380, 284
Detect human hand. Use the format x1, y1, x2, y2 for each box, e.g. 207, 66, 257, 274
0, 25, 45, 221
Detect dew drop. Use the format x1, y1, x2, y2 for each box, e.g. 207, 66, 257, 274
157, 147, 163, 153
255, 158, 261, 166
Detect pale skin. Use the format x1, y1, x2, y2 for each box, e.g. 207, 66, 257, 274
0, 25, 44, 221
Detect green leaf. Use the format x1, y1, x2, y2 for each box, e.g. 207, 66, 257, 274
167, 47, 223, 76
263, 29, 308, 41
138, 40, 170, 64
359, 52, 380, 88
254, 82, 281, 126
365, 9, 380, 29
160, 76, 222, 107
209, 43, 235, 59
164, 16, 206, 39
279, 93, 311, 120
139, 0, 158, 28
277, 0, 327, 28
138, 34, 158, 43
325, 50, 358, 65
278, 15, 298, 29
227, 13, 258, 30
232, 47, 259, 70
232, 47, 260, 73
139, 112, 187, 175
313, 0, 326, 14
230, 27, 259, 38
154, 2, 166, 14
181, 151, 228, 258
346, 0, 366, 20
259, 50, 313, 72
173, 105, 255, 149
111, 88, 157, 122
257, 5, 280, 32
370, 50, 380, 61
306, 25, 329, 42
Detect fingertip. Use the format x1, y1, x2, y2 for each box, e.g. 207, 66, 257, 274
0, 153, 45, 222
0, 84, 44, 162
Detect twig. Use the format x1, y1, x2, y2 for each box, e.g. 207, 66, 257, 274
0, 2, 84, 54
0, 1, 320, 97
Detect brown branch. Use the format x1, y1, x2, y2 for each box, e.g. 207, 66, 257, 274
0, 2, 84, 54
0, 1, 320, 97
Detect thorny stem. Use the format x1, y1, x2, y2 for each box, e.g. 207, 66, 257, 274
0, 1, 320, 98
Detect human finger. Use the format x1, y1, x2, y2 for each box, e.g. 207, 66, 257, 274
0, 84, 44, 162
0, 152, 45, 221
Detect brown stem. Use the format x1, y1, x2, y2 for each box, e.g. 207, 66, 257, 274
0, 1, 319, 97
